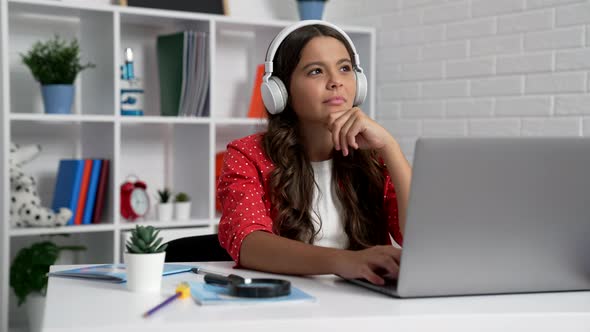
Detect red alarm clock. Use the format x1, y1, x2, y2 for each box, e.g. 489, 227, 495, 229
120, 175, 150, 221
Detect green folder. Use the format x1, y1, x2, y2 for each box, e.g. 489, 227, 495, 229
157, 32, 185, 116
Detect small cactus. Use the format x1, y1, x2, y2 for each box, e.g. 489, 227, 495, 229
126, 225, 167, 254
157, 188, 171, 203
174, 192, 190, 202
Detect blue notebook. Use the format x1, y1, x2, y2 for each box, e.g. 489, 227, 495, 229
82, 159, 102, 225
189, 281, 316, 306
52, 159, 85, 225
49, 264, 193, 283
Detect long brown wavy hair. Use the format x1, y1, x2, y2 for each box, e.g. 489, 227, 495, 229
263, 25, 389, 250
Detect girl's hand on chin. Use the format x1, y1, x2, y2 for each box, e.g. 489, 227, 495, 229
326, 107, 395, 156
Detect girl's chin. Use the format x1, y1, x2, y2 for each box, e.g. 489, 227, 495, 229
325, 106, 349, 113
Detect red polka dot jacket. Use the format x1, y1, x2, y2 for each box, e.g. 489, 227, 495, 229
217, 133, 404, 264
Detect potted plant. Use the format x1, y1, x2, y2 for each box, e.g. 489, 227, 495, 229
124, 225, 167, 292
156, 188, 173, 221
10, 241, 85, 332
174, 192, 191, 220
297, 0, 328, 20
21, 35, 95, 114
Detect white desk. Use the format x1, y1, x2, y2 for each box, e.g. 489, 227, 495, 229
45, 262, 590, 332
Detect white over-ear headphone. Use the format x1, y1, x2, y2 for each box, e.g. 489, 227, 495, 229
260, 20, 368, 115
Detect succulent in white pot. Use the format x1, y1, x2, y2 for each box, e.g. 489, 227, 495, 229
156, 188, 173, 222
174, 192, 191, 221
124, 225, 167, 292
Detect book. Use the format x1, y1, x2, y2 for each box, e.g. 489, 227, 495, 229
215, 151, 226, 213
52, 159, 85, 226
194, 32, 210, 117
92, 159, 110, 224
188, 281, 315, 306
82, 159, 102, 225
247, 64, 266, 118
127, 0, 226, 15
73, 159, 93, 225
157, 32, 185, 116
49, 264, 193, 283
157, 30, 210, 117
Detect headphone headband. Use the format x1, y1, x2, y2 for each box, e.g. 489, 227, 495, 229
260, 20, 368, 114
264, 20, 362, 77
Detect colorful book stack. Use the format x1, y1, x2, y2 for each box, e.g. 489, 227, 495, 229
52, 159, 110, 226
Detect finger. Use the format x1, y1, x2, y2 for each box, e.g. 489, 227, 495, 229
387, 247, 402, 264
331, 114, 344, 151
331, 109, 353, 151
326, 110, 347, 129
346, 118, 364, 150
384, 256, 400, 278
340, 114, 357, 156
363, 267, 385, 285
373, 254, 399, 278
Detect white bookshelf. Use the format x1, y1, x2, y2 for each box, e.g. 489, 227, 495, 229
0, 0, 375, 330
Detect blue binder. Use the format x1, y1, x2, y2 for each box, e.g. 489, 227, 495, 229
52, 159, 85, 225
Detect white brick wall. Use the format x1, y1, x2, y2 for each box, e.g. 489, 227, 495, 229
325, 0, 590, 160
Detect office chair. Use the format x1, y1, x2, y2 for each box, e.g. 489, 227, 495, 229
164, 233, 233, 262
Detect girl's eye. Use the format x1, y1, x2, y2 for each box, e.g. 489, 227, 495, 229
308, 68, 322, 76
341, 65, 352, 72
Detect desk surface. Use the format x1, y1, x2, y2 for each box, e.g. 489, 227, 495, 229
45, 262, 590, 332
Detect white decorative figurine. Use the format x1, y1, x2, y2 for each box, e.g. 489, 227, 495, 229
9, 143, 72, 227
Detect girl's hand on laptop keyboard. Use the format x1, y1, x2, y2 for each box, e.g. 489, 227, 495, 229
333, 245, 401, 285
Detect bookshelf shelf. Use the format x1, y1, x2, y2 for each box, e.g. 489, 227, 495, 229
0, 0, 375, 330
119, 116, 210, 124
9, 224, 116, 237
118, 218, 212, 230
10, 113, 116, 123
213, 118, 267, 125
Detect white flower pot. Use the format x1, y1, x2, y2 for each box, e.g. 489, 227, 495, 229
174, 202, 191, 220
25, 292, 45, 332
157, 203, 173, 222
124, 251, 166, 292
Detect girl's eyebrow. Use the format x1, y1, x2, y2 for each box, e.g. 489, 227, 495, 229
301, 58, 352, 71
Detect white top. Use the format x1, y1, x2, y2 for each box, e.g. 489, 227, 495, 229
43, 262, 590, 332
310, 160, 348, 249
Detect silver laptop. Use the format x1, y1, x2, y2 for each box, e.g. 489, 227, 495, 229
347, 137, 590, 298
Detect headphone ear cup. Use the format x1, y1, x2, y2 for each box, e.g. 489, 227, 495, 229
353, 70, 368, 107
261, 76, 288, 114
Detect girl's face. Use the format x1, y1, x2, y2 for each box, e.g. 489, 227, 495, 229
289, 36, 356, 125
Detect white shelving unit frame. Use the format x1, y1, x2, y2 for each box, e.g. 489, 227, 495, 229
0, 0, 375, 330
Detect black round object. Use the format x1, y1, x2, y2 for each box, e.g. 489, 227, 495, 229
202, 272, 291, 298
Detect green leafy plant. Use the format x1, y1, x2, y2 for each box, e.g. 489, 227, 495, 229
10, 241, 85, 306
20, 35, 96, 85
126, 225, 167, 254
174, 192, 190, 202
157, 188, 172, 203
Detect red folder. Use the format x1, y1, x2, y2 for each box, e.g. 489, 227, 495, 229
73, 159, 93, 225
215, 152, 226, 213
247, 64, 267, 118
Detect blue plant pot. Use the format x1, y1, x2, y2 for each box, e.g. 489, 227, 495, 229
41, 84, 74, 114
298, 1, 326, 20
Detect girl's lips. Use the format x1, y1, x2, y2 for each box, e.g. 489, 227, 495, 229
324, 96, 346, 106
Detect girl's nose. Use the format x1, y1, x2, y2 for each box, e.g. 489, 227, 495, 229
327, 77, 343, 89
